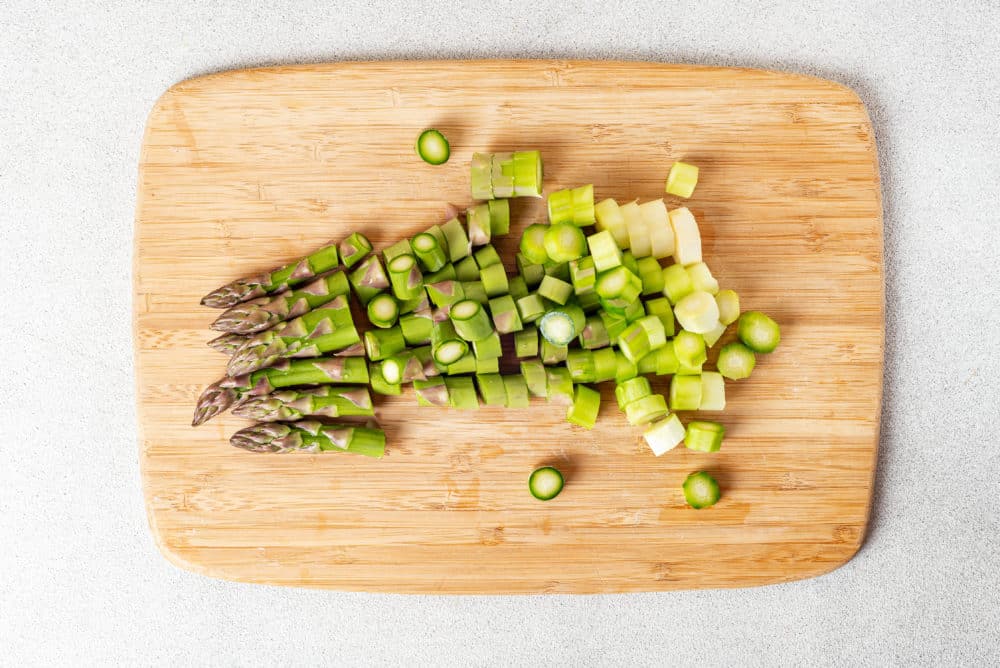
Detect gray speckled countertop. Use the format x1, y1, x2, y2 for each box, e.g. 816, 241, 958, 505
2, 1, 998, 665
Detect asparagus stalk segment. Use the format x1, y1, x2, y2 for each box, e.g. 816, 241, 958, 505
387, 254, 424, 301
674, 291, 721, 334
473, 331, 503, 360
717, 341, 756, 380
201, 241, 339, 308
210, 271, 350, 334
479, 263, 510, 297
369, 362, 402, 395
488, 294, 523, 334
363, 325, 406, 361
474, 244, 502, 268
470, 152, 493, 199
399, 309, 434, 345
451, 299, 493, 342
669, 207, 703, 265
445, 376, 480, 409
594, 198, 629, 249
488, 199, 511, 236
226, 297, 359, 376
366, 293, 400, 329
640, 199, 674, 259
544, 223, 587, 263
231, 421, 385, 456
193, 356, 370, 425
503, 374, 531, 408
738, 311, 781, 353
592, 347, 618, 383
520, 224, 550, 265
232, 386, 374, 421
512, 150, 543, 198
349, 255, 390, 305
685, 421, 725, 453
567, 384, 601, 429
415, 378, 450, 406
521, 359, 548, 397
467, 203, 492, 246
476, 373, 508, 406
644, 414, 686, 456
669, 374, 703, 411
454, 255, 480, 282
338, 232, 373, 270
411, 232, 448, 272
442, 217, 471, 262
431, 319, 469, 365
516, 253, 545, 287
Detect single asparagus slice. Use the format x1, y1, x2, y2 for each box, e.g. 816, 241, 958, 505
210, 271, 350, 334
516, 293, 548, 323
594, 198, 629, 249
363, 326, 406, 361
644, 297, 676, 336
451, 299, 494, 341
616, 376, 652, 410
715, 289, 741, 326
624, 394, 669, 426
460, 280, 488, 304
473, 331, 503, 360
445, 376, 480, 410
685, 421, 725, 453
567, 384, 601, 429
674, 330, 708, 367
569, 256, 597, 295
592, 347, 618, 383
446, 351, 477, 375
488, 294, 523, 334
662, 263, 694, 304
193, 356, 369, 425
666, 161, 699, 198
514, 326, 538, 358
338, 232, 372, 269
490, 153, 515, 198
349, 255, 390, 305
600, 310, 628, 345
423, 261, 456, 284
596, 266, 643, 313
369, 362, 402, 395
455, 255, 480, 282
232, 385, 374, 421
640, 199, 674, 259
442, 217, 471, 262
637, 257, 665, 296
470, 152, 493, 199
467, 203, 492, 246
475, 356, 500, 374
399, 309, 434, 345
543, 260, 571, 281
614, 350, 638, 383
717, 341, 756, 380
544, 223, 587, 263
367, 293, 400, 329
476, 373, 508, 406
431, 319, 469, 365
231, 420, 385, 457
207, 331, 249, 355
226, 296, 359, 376
567, 349, 597, 383
388, 254, 424, 301
488, 199, 510, 236
669, 374, 703, 411
508, 275, 528, 300
541, 339, 568, 365
512, 150, 543, 198
201, 241, 340, 308
426, 280, 466, 308
414, 377, 450, 406
520, 224, 549, 265
474, 244, 502, 268
503, 374, 531, 408
381, 350, 426, 384
545, 367, 574, 405
578, 289, 600, 314
520, 359, 548, 397
537, 275, 573, 305
411, 232, 448, 272
579, 314, 610, 350
480, 263, 509, 297
516, 253, 545, 287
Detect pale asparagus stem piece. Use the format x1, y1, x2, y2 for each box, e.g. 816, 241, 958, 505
226, 296, 358, 377
230, 420, 385, 457
192, 356, 369, 426
231, 386, 374, 422
207, 332, 249, 355
209, 271, 350, 334
200, 241, 340, 308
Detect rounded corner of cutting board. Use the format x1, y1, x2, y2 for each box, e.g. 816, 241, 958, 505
134, 59, 884, 594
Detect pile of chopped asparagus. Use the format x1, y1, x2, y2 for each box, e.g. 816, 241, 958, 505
194, 149, 779, 480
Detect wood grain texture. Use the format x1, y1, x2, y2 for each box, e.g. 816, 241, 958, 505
134, 60, 883, 593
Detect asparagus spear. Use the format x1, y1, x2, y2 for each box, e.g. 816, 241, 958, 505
209, 271, 350, 334
193, 356, 369, 425
226, 296, 359, 376
230, 420, 385, 457
207, 332, 249, 355
232, 386, 374, 421
200, 241, 340, 308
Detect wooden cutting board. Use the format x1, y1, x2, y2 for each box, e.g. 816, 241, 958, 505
134, 60, 883, 593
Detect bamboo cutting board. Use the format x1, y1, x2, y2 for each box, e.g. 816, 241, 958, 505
134, 60, 883, 593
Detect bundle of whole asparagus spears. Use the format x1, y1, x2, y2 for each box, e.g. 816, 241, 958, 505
195, 148, 779, 465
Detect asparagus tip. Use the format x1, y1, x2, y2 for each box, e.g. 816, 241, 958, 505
192, 381, 238, 426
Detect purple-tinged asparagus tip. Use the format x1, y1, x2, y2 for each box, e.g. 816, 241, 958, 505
192, 381, 238, 426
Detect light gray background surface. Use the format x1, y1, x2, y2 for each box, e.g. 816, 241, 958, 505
2, 1, 998, 665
